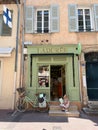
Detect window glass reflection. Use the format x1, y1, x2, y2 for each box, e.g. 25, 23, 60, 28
38, 65, 49, 87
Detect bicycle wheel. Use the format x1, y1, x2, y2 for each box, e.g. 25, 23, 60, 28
16, 97, 28, 112
38, 102, 49, 112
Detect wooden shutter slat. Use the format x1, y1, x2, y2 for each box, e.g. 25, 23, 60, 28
68, 4, 78, 32
0, 15, 2, 35
93, 4, 98, 31
50, 4, 59, 33
25, 6, 34, 33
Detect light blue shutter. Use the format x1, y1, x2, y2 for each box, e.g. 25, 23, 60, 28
25, 6, 34, 33
68, 4, 78, 32
0, 15, 2, 35
50, 4, 59, 32
93, 4, 98, 31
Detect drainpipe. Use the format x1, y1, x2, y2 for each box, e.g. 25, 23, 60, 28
12, 0, 20, 110
20, 0, 25, 87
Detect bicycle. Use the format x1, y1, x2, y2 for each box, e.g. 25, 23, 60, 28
16, 87, 49, 113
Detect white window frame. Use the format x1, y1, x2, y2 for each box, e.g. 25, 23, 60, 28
77, 7, 94, 32
35, 9, 50, 33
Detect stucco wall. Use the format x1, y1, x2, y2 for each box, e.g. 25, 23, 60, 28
0, 4, 18, 47
0, 53, 14, 109
0, 4, 21, 109
25, 0, 98, 46
0, 52, 21, 109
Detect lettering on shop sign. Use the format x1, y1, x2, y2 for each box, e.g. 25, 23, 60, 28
38, 47, 66, 54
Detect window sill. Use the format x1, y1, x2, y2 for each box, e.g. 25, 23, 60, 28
76, 30, 97, 33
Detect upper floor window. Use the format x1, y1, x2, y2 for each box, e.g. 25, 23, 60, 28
0, 0, 20, 4
0, 14, 12, 36
78, 8, 92, 32
25, 5, 59, 34
36, 10, 50, 33
68, 4, 98, 32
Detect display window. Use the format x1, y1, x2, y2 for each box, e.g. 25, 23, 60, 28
38, 65, 49, 87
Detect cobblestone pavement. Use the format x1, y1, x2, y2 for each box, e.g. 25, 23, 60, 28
0, 110, 98, 130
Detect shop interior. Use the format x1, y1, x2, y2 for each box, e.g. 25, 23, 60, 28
50, 65, 66, 101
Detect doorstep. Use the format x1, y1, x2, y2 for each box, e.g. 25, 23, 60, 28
49, 104, 80, 117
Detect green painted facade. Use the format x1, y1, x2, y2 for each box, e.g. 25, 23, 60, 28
26, 44, 81, 102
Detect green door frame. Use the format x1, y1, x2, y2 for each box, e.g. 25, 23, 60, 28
33, 59, 67, 101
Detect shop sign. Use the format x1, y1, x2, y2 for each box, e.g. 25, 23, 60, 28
38, 47, 66, 54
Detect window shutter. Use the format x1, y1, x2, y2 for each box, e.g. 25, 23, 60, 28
25, 6, 34, 33
93, 4, 98, 31
68, 4, 78, 32
0, 15, 2, 35
50, 4, 59, 32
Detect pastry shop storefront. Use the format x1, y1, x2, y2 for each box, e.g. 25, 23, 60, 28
24, 44, 81, 104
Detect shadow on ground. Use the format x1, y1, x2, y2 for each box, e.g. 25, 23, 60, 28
0, 110, 98, 124
0, 110, 68, 122
80, 110, 98, 126
17, 111, 68, 122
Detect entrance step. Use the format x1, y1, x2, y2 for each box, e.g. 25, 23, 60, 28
49, 104, 80, 117
83, 101, 98, 115
83, 107, 98, 115
50, 104, 78, 111
88, 101, 98, 109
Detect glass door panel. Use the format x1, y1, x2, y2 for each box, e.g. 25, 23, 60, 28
38, 65, 50, 88
37, 64, 50, 100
